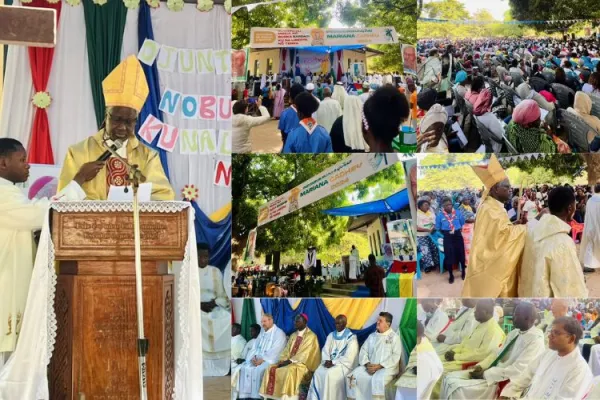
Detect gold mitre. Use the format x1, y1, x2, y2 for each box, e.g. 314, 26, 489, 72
471, 154, 508, 190
102, 55, 149, 113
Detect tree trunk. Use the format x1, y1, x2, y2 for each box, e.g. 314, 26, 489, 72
584, 154, 600, 184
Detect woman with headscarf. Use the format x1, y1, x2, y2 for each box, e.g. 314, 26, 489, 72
417, 198, 439, 273
567, 91, 600, 147
331, 84, 348, 111
417, 103, 448, 153
454, 70, 468, 98
272, 83, 286, 119
329, 95, 367, 153
506, 99, 558, 153
516, 82, 555, 122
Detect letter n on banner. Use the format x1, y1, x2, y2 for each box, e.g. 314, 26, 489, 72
214, 159, 231, 187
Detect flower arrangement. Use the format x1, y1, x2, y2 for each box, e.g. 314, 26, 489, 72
196, 0, 213, 11
167, 0, 184, 11
93, 0, 108, 6
181, 184, 199, 201
307, 275, 325, 297
146, 0, 160, 7
32, 92, 52, 109
65, 0, 81, 6
124, 0, 140, 9
223, 0, 231, 13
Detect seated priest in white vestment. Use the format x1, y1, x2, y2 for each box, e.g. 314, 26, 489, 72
232, 314, 287, 400
346, 312, 403, 400
199, 243, 231, 376
433, 299, 478, 356
500, 317, 593, 400
395, 321, 442, 400
307, 315, 359, 400
0, 138, 85, 364
422, 299, 449, 344
519, 187, 588, 298
232, 323, 248, 370
441, 302, 545, 399
260, 314, 321, 400
231, 324, 261, 400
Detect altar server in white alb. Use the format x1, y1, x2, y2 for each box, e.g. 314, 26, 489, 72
231, 324, 260, 400
307, 315, 359, 400
500, 316, 593, 400
232, 314, 286, 400
395, 321, 442, 400
346, 312, 402, 400
0, 138, 85, 366
432, 299, 477, 356
421, 299, 449, 344
231, 323, 247, 370
441, 302, 545, 399
198, 243, 231, 376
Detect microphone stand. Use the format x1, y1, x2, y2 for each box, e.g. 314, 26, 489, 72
104, 145, 148, 400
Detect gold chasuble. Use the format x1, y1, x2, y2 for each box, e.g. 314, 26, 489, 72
462, 155, 526, 297
58, 55, 174, 200
58, 131, 174, 200
260, 328, 321, 399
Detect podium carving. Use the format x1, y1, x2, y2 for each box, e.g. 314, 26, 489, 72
48, 208, 188, 400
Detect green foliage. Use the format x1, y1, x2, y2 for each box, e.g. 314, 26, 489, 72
337, 0, 417, 72
508, 0, 600, 26
232, 154, 406, 258
232, 0, 334, 50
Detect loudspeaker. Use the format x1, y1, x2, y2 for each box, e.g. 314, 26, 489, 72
273, 251, 281, 273
265, 253, 273, 265
315, 259, 322, 276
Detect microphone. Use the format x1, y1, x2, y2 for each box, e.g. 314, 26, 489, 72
98, 139, 124, 162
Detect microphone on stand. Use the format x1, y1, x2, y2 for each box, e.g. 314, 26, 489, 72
97, 139, 124, 162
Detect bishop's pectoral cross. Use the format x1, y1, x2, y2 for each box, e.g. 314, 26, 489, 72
0, 5, 57, 48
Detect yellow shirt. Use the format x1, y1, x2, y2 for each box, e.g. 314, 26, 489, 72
58, 131, 175, 201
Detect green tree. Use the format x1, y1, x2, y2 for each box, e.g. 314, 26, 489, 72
336, 0, 417, 72
232, 154, 406, 259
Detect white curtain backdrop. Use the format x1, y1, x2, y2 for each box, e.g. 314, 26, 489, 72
47, 3, 98, 164
0, 0, 34, 147
121, 4, 231, 215
1, 3, 230, 216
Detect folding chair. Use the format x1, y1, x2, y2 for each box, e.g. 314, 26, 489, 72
559, 109, 597, 152
474, 115, 504, 153
589, 93, 600, 119
552, 83, 575, 109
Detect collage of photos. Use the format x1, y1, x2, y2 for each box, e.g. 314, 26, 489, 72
6, 0, 600, 398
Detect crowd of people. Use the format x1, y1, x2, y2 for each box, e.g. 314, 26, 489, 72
417, 154, 600, 299
230, 311, 410, 400
232, 70, 415, 154
419, 297, 600, 399
414, 36, 600, 154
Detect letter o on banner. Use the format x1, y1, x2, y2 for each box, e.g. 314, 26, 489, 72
182, 95, 199, 119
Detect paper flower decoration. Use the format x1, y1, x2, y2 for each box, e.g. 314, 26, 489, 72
146, 0, 160, 7
166, 0, 184, 11
32, 92, 52, 109
93, 0, 108, 5
224, 0, 231, 13
20, 0, 32, 4
123, 0, 140, 9
46, 0, 60, 4
181, 184, 199, 201
65, 0, 81, 5
196, 0, 213, 11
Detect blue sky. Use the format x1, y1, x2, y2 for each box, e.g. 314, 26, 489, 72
424, 0, 511, 21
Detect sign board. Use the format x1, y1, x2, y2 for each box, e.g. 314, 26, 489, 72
250, 27, 398, 48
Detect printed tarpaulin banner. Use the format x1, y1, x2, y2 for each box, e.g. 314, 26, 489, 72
250, 27, 398, 48
298, 51, 330, 74
257, 153, 402, 227
243, 228, 257, 264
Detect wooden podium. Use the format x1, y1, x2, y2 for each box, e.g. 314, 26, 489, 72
48, 207, 189, 400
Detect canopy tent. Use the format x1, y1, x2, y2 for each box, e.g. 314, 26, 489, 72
321, 188, 409, 217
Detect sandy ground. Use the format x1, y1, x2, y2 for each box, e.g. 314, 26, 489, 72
205, 376, 230, 399
417, 267, 600, 299
249, 120, 283, 153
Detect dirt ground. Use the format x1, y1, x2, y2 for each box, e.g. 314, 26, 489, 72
417, 267, 600, 299
204, 376, 230, 399
249, 120, 283, 153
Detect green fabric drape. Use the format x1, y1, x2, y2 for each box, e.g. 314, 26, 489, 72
399, 298, 417, 356
241, 298, 257, 341
83, 0, 127, 129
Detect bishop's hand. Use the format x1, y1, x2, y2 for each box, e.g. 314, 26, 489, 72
74, 161, 105, 185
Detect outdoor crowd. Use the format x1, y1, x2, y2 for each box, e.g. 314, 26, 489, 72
232, 71, 416, 154
417, 182, 600, 288
414, 36, 600, 154
418, 297, 600, 399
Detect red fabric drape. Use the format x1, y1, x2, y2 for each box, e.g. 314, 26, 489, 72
336, 50, 343, 82
281, 48, 287, 72
26, 0, 62, 164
